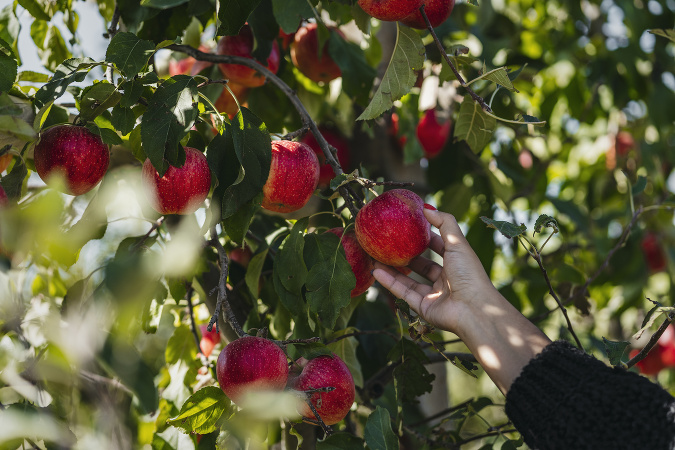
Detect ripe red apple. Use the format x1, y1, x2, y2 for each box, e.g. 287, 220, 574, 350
326, 228, 374, 297
615, 131, 635, 156
33, 124, 110, 196
289, 354, 355, 426
0, 153, 12, 173
214, 82, 249, 118
217, 25, 281, 88
401, 0, 455, 29
169, 46, 214, 77
261, 141, 320, 213
358, 0, 423, 22
355, 189, 430, 267
217, 336, 289, 405
300, 128, 350, 187
141, 147, 211, 215
416, 109, 450, 159
199, 324, 221, 357
291, 23, 342, 83
641, 233, 667, 273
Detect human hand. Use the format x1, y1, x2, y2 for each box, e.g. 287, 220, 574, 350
373, 209, 499, 338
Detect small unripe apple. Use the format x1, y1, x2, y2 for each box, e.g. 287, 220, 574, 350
217, 25, 281, 88
262, 141, 320, 213
141, 147, 211, 215
199, 324, 221, 357
358, 0, 423, 22
300, 128, 351, 187
291, 23, 342, 83
217, 336, 289, 405
401, 0, 455, 29
416, 109, 450, 159
326, 228, 374, 297
355, 189, 430, 267
290, 354, 355, 426
33, 124, 110, 196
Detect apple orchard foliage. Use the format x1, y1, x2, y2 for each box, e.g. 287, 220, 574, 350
1, 0, 675, 449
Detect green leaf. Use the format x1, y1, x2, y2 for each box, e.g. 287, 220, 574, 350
140, 0, 189, 9
316, 433, 365, 450
634, 305, 675, 340
66, 192, 108, 245
0, 152, 28, 200
480, 216, 526, 239
105, 32, 155, 77
34, 57, 98, 109
166, 324, 198, 364
602, 337, 630, 366
393, 358, 435, 400
218, 0, 262, 36
167, 386, 230, 434
364, 406, 398, 450
533, 214, 559, 235
222, 193, 262, 244
30, 22, 71, 72
476, 65, 518, 92
120, 78, 146, 108
245, 248, 268, 298
326, 329, 364, 388
357, 24, 425, 121
141, 75, 199, 176
650, 28, 675, 43
18, 0, 51, 21
304, 232, 356, 329
277, 218, 309, 294
454, 97, 496, 153
329, 32, 376, 105
0, 49, 17, 93
111, 105, 137, 136
272, 0, 313, 34
632, 175, 647, 195
79, 81, 122, 122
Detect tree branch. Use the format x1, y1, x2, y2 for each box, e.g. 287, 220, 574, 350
626, 316, 674, 369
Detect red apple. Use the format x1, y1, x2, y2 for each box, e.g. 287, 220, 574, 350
214, 82, 249, 118
199, 324, 221, 357
615, 131, 635, 156
401, 0, 455, 29
630, 347, 665, 376
416, 109, 450, 159
300, 128, 350, 187
641, 233, 667, 273
217, 25, 281, 88
261, 141, 320, 213
33, 124, 110, 196
229, 247, 253, 268
291, 23, 342, 83
290, 354, 355, 426
0, 153, 12, 173
169, 46, 214, 77
326, 228, 374, 297
358, 0, 423, 22
141, 147, 211, 215
0, 185, 7, 206
519, 149, 533, 170
279, 29, 296, 50
217, 336, 289, 405
355, 189, 430, 267
389, 113, 407, 148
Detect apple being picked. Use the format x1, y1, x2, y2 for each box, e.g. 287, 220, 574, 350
33, 124, 110, 196
141, 147, 211, 215
416, 109, 451, 159
199, 324, 221, 357
262, 140, 320, 213
401, 0, 455, 29
358, 0, 423, 21
289, 354, 355, 426
291, 23, 342, 83
355, 189, 430, 267
217, 25, 280, 88
326, 228, 374, 297
217, 336, 289, 405
300, 127, 350, 187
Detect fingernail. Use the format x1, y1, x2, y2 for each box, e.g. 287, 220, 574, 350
423, 203, 437, 211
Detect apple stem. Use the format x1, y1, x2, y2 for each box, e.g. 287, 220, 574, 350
207, 227, 247, 338
166, 43, 363, 217
626, 316, 674, 370
418, 5, 492, 113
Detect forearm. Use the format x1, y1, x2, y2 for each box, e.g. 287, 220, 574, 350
456, 289, 551, 395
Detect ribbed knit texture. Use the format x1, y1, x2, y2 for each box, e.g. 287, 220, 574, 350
505, 340, 675, 450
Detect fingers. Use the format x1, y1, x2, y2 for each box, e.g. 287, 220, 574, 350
373, 264, 431, 313
424, 208, 467, 251
408, 255, 442, 281
429, 232, 444, 256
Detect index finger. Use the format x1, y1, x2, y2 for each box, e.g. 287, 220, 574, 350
424, 209, 466, 250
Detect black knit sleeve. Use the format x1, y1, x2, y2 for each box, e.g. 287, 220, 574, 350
505, 340, 675, 450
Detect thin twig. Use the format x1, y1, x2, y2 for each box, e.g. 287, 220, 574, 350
281, 126, 310, 141
207, 227, 246, 337
104, 5, 121, 83
186, 284, 201, 351
419, 6, 492, 112
130, 217, 164, 252
304, 399, 333, 436
626, 316, 674, 369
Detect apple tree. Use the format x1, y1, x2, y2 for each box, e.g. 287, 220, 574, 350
1, 0, 675, 449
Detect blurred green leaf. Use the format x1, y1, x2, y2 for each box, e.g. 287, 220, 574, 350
317, 433, 365, 450
272, 0, 313, 34
218, 0, 261, 35
167, 386, 230, 434
245, 248, 268, 298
